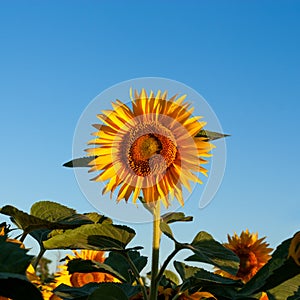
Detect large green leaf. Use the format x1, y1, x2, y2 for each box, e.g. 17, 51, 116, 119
161, 212, 193, 224
267, 273, 300, 300
174, 262, 242, 300
185, 231, 240, 275
105, 251, 147, 283
1, 204, 92, 233
174, 261, 240, 286
0, 273, 43, 300
0, 236, 33, 274
54, 282, 139, 300
43, 223, 136, 251
53, 282, 100, 299
0, 205, 58, 233
67, 258, 126, 282
30, 201, 76, 221
87, 283, 128, 300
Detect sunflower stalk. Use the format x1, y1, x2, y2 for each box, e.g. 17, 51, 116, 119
155, 247, 180, 285
32, 248, 46, 270
149, 200, 161, 300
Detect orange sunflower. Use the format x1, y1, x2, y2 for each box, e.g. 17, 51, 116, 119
86, 89, 214, 206
215, 230, 272, 283
54, 250, 118, 287
41, 250, 119, 300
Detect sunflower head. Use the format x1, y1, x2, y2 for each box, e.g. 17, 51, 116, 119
86, 89, 214, 207
53, 249, 118, 289
215, 230, 272, 282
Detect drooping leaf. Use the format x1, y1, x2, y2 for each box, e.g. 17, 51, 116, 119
67, 258, 126, 282
43, 223, 136, 251
161, 212, 193, 224
185, 231, 240, 275
0, 205, 57, 233
105, 251, 147, 283
0, 273, 43, 300
195, 130, 230, 141
1, 204, 92, 233
160, 221, 177, 242
0, 236, 33, 274
63, 156, 96, 168
87, 283, 128, 300
174, 262, 241, 300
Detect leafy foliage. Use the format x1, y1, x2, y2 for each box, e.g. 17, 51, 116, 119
1, 201, 300, 300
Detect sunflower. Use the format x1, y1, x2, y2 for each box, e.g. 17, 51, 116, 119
54, 250, 118, 288
288, 231, 300, 266
86, 89, 214, 206
215, 230, 272, 282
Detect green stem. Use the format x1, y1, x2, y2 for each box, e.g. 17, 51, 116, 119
155, 247, 179, 285
149, 201, 161, 300
32, 248, 46, 270
124, 252, 148, 300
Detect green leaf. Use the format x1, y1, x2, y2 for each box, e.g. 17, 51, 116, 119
30, 201, 76, 222
1, 204, 92, 233
0, 273, 43, 300
160, 221, 177, 242
54, 282, 139, 300
287, 286, 300, 300
174, 262, 241, 300
67, 258, 126, 282
105, 251, 147, 283
84, 212, 112, 224
162, 269, 180, 285
0, 236, 33, 274
63, 156, 96, 168
174, 261, 200, 281
53, 282, 100, 299
185, 231, 240, 275
267, 273, 300, 300
195, 129, 230, 141
161, 212, 193, 224
0, 205, 56, 233
87, 283, 128, 300
43, 223, 136, 251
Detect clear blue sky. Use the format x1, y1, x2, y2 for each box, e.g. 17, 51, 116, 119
0, 1, 299, 270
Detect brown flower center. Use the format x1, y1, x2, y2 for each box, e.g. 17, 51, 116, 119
236, 250, 258, 279
128, 133, 177, 177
